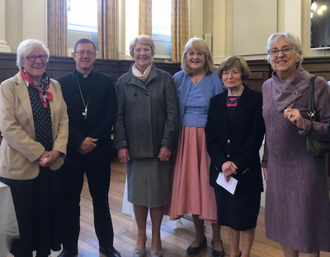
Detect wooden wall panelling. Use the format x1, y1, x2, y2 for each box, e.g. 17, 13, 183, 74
242, 59, 272, 92
1, 53, 329, 88
301, 57, 330, 81
0, 53, 19, 84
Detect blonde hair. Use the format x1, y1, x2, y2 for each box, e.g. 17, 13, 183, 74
218, 56, 251, 79
181, 37, 215, 76
129, 35, 156, 57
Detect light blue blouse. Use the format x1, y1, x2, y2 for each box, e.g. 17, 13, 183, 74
182, 81, 208, 127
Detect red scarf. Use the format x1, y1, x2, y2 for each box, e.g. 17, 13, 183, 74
20, 68, 53, 108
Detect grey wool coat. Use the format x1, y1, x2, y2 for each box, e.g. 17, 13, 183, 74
262, 67, 330, 252
115, 63, 179, 158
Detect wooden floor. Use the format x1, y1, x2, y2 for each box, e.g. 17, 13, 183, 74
8, 160, 330, 257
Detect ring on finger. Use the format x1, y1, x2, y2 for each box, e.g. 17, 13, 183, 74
289, 114, 294, 119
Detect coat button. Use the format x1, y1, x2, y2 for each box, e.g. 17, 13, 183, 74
227, 139, 230, 143
227, 154, 230, 158
146, 92, 150, 96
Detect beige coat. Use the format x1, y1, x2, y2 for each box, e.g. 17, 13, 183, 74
0, 72, 68, 180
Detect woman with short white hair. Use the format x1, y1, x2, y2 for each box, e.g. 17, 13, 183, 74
262, 32, 330, 257
0, 39, 68, 257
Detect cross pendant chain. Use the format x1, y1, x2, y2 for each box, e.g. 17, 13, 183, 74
75, 75, 90, 120
82, 107, 88, 119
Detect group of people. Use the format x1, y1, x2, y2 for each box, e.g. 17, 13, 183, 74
115, 32, 330, 257
0, 31, 329, 257
0, 38, 120, 257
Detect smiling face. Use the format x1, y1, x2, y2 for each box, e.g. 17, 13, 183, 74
21, 47, 48, 82
186, 48, 206, 74
73, 42, 96, 74
270, 37, 300, 81
133, 41, 153, 73
222, 66, 242, 90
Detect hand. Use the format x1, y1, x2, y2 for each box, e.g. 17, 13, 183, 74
284, 108, 305, 130
222, 161, 238, 182
157, 146, 172, 161
79, 137, 98, 154
39, 150, 61, 167
118, 148, 130, 163
37, 151, 48, 162
263, 167, 268, 181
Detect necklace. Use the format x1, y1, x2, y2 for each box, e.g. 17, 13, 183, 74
192, 74, 204, 85
75, 75, 90, 119
226, 96, 241, 105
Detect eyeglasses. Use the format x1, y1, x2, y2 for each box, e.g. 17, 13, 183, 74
222, 71, 241, 77
26, 55, 48, 62
269, 47, 294, 57
75, 50, 95, 56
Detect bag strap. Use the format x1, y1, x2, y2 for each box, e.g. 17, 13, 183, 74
307, 76, 317, 121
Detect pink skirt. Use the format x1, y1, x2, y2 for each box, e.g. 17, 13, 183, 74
169, 127, 217, 223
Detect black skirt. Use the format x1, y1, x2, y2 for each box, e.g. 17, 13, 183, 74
0, 166, 65, 256
214, 186, 261, 231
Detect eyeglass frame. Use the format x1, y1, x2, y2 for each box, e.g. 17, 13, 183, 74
26, 55, 48, 62
269, 47, 295, 57
74, 50, 96, 57
222, 70, 241, 77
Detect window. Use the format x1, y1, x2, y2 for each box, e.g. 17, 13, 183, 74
152, 0, 171, 41
67, 0, 98, 33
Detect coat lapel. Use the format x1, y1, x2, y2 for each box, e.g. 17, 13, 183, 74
229, 85, 252, 129
14, 73, 35, 129
217, 92, 230, 136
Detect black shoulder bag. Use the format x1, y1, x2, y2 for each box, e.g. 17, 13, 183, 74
306, 76, 330, 155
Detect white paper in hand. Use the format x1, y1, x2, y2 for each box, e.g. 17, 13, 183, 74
216, 172, 238, 195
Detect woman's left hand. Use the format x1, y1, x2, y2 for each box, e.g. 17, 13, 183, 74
39, 150, 61, 167
284, 108, 305, 130
158, 146, 172, 161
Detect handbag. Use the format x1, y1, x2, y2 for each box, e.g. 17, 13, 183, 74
306, 76, 330, 155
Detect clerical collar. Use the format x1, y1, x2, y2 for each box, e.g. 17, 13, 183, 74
75, 69, 93, 79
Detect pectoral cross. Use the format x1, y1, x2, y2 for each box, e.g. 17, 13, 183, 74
82, 107, 87, 119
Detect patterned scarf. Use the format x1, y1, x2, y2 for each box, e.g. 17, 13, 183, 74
20, 68, 53, 108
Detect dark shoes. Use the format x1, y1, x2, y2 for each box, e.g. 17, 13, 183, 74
99, 246, 122, 257
186, 236, 207, 255
57, 248, 78, 257
211, 239, 225, 257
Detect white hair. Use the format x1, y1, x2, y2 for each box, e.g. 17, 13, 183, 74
265, 32, 303, 65
16, 39, 50, 68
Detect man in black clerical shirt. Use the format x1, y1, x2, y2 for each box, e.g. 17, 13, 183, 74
56, 38, 120, 257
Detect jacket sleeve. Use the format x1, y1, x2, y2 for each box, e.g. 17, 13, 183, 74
160, 74, 180, 149
0, 79, 44, 162
52, 80, 68, 156
114, 77, 128, 150
56, 76, 86, 151
231, 94, 265, 172
205, 97, 228, 171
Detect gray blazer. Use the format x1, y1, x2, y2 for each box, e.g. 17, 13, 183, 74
115, 63, 179, 159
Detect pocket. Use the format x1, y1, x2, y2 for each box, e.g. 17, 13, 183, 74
3, 144, 23, 170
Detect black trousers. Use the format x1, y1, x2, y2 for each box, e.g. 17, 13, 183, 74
61, 155, 114, 249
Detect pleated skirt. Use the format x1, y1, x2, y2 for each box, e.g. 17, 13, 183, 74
169, 127, 217, 223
